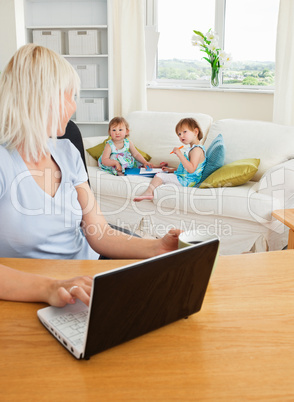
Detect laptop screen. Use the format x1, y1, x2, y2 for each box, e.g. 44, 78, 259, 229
84, 239, 219, 358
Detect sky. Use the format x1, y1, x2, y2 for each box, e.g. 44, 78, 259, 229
158, 0, 279, 62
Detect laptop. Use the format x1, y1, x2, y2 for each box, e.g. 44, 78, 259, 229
37, 238, 219, 359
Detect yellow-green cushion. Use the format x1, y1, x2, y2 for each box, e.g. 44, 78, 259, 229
86, 136, 152, 162
200, 158, 260, 188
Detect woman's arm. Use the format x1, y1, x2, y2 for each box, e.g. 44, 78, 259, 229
0, 263, 92, 306
129, 141, 152, 168
76, 182, 181, 259
173, 147, 204, 173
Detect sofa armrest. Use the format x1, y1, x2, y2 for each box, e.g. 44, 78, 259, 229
252, 159, 294, 202
83, 136, 109, 167
85, 151, 97, 167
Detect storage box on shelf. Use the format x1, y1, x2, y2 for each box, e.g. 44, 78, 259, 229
25, 0, 113, 137
76, 98, 107, 122
32, 29, 65, 54
68, 29, 102, 55
73, 64, 99, 89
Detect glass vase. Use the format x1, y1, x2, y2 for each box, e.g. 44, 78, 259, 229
210, 67, 220, 87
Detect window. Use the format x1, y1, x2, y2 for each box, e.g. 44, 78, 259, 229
147, 0, 279, 89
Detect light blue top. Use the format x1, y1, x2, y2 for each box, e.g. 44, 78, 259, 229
0, 139, 99, 259
175, 144, 207, 187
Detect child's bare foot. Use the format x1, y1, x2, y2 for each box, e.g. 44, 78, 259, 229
133, 195, 154, 202
133, 189, 154, 202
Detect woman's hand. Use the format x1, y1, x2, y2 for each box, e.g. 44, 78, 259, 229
47, 276, 93, 307
156, 229, 182, 255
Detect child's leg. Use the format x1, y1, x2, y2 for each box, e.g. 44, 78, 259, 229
133, 175, 163, 201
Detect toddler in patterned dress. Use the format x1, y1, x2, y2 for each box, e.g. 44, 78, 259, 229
98, 117, 152, 175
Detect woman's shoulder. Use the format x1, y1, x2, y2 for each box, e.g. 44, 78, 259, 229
54, 138, 74, 151
51, 139, 87, 181
0, 144, 11, 155
51, 138, 82, 165
0, 144, 15, 166
0, 145, 14, 196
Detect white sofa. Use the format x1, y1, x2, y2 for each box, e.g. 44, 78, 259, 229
83, 111, 294, 255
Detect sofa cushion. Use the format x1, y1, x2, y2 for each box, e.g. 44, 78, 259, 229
86, 136, 152, 162
126, 111, 213, 167
200, 158, 260, 188
206, 119, 294, 181
86, 137, 110, 160
151, 180, 275, 223
87, 166, 274, 223
199, 134, 225, 183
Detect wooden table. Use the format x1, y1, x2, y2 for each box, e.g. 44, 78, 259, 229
1, 251, 294, 401
272, 209, 294, 248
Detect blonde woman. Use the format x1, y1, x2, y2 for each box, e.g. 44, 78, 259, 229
0, 44, 181, 305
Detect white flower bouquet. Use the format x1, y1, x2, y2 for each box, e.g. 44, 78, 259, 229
191, 29, 232, 86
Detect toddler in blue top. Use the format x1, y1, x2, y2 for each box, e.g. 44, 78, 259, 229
98, 116, 152, 175
134, 117, 206, 201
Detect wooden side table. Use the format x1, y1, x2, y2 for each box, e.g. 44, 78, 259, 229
272, 209, 294, 249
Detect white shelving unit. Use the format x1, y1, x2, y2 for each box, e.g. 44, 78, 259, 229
24, 0, 113, 138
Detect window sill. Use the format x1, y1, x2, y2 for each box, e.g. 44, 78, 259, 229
147, 82, 274, 95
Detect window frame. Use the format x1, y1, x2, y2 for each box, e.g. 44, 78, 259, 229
146, 0, 276, 92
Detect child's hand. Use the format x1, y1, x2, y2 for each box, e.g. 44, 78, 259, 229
112, 161, 122, 172
144, 162, 153, 169
162, 167, 175, 173
172, 147, 182, 157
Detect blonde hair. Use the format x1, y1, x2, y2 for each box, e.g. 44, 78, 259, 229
108, 116, 130, 137
175, 118, 203, 141
0, 44, 80, 161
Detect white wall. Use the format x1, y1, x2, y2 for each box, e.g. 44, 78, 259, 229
0, 0, 25, 72
0, 0, 17, 71
0, 1, 274, 123
147, 88, 274, 122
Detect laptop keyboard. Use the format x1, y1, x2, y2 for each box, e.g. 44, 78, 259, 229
49, 311, 88, 347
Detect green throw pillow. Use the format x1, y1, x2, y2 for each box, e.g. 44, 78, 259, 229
200, 158, 260, 188
86, 136, 152, 162
86, 137, 111, 160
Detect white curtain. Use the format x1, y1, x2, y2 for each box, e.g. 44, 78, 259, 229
273, 0, 294, 126
112, 0, 147, 117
